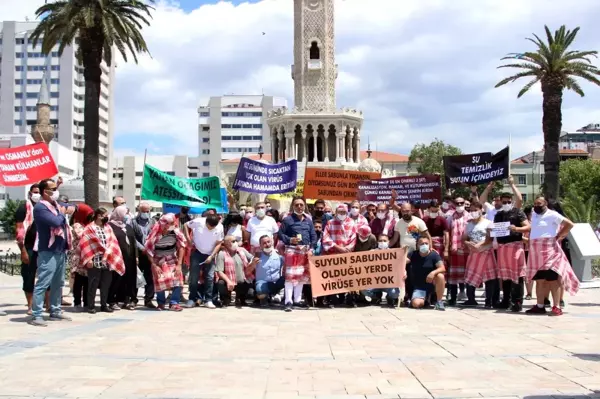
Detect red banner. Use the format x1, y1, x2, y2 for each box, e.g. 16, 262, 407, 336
0, 143, 58, 187
357, 174, 442, 204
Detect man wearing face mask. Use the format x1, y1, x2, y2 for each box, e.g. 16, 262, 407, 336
479, 176, 523, 222
254, 235, 285, 307
349, 200, 369, 229
488, 192, 529, 312
369, 203, 396, 240
215, 236, 259, 307
423, 200, 450, 262
246, 202, 279, 254
29, 179, 73, 326
355, 225, 377, 252
321, 204, 358, 307
445, 196, 471, 305
131, 202, 157, 308
407, 236, 446, 310
312, 199, 333, 226
15, 183, 41, 314
364, 203, 377, 223
360, 234, 401, 307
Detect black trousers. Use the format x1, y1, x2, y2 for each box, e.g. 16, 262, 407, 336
216, 280, 251, 305
138, 255, 155, 303
500, 278, 524, 305
73, 273, 89, 307
117, 262, 137, 304
107, 271, 122, 305
87, 268, 112, 309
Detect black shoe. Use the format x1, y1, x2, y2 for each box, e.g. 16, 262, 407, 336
87, 308, 96, 314
144, 301, 157, 309
544, 298, 551, 307
460, 300, 478, 307
445, 299, 457, 307
387, 299, 397, 308
293, 302, 308, 309
284, 302, 293, 312
511, 302, 523, 313
496, 301, 510, 310
100, 306, 113, 313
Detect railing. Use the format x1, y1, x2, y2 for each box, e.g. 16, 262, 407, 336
0, 252, 20, 276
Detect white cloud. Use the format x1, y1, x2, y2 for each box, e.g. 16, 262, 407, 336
3, 0, 600, 159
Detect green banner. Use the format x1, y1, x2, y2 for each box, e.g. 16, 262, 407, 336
141, 164, 223, 208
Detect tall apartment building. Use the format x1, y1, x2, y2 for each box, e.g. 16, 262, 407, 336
0, 21, 115, 193
197, 95, 287, 178
112, 155, 201, 211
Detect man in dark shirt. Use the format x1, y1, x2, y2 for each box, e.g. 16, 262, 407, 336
492, 193, 530, 312
369, 203, 395, 239
422, 200, 449, 260
15, 183, 41, 314
407, 236, 446, 310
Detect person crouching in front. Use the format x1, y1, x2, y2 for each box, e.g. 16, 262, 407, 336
255, 235, 285, 307
407, 236, 446, 311
360, 234, 400, 308
215, 235, 259, 307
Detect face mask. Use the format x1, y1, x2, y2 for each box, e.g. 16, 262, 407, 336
502, 204, 513, 212
239, 210, 246, 218
294, 209, 304, 215
181, 208, 189, 215
402, 213, 412, 221
377, 212, 387, 220
263, 246, 273, 254
230, 242, 239, 251
419, 244, 429, 254
324, 211, 332, 217
256, 209, 266, 218
245, 212, 253, 220
49, 190, 60, 201
470, 211, 481, 219
336, 214, 347, 222
350, 208, 360, 216
101, 216, 109, 224
30, 193, 41, 203
378, 242, 389, 250
358, 235, 369, 242
314, 210, 324, 217
139, 212, 150, 220
123, 214, 131, 223
533, 205, 546, 215
167, 225, 176, 231
441, 202, 449, 210
429, 211, 438, 218
455, 206, 465, 213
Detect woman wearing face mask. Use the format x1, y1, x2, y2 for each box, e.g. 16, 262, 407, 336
68, 204, 94, 311
369, 203, 396, 240
349, 200, 369, 230
462, 201, 496, 308
223, 212, 246, 245
107, 205, 138, 310
144, 214, 187, 311
446, 196, 472, 306
78, 208, 126, 314
359, 234, 401, 308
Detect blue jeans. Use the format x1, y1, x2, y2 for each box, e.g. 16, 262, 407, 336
157, 286, 182, 306
189, 250, 215, 302
361, 288, 400, 300
255, 277, 285, 297
32, 251, 66, 318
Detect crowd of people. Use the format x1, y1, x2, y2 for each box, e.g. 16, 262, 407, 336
0, 175, 580, 326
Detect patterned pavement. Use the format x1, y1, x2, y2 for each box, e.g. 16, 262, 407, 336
1, 272, 600, 399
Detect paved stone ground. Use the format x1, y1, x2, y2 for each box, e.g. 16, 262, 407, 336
1, 272, 600, 399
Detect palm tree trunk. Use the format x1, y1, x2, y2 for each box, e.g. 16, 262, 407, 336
81, 33, 103, 209
541, 79, 563, 201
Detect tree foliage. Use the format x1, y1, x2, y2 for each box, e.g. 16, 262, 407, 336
562, 192, 599, 225
559, 159, 600, 205
0, 200, 24, 238
495, 25, 600, 201
31, 0, 154, 208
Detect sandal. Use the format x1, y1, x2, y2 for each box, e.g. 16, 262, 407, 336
169, 304, 183, 312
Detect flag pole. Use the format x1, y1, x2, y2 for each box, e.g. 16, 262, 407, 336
508, 132, 512, 176
138, 148, 147, 210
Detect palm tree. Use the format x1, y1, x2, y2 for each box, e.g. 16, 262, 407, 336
495, 25, 600, 201
30, 0, 154, 208
562, 192, 599, 225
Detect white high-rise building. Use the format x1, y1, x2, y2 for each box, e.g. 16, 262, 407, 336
197, 95, 287, 178
0, 21, 115, 191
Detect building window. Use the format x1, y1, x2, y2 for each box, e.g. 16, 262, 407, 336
15, 93, 23, 99
202, 149, 210, 154
202, 161, 209, 166
15, 79, 23, 85
15, 66, 23, 71
135, 172, 143, 177
202, 172, 210, 177
166, 171, 175, 176
540, 174, 545, 184
189, 173, 198, 177
515, 175, 527, 185
16, 38, 25, 45
50, 92, 59, 98
202, 138, 209, 143
309, 41, 320, 59
14, 106, 22, 112
14, 120, 23, 126
15, 53, 24, 58
202, 126, 209, 132
521, 193, 528, 203
51, 65, 60, 71
135, 184, 141, 189
222, 112, 262, 117
199, 112, 209, 117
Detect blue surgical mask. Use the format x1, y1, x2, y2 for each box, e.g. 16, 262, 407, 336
139, 212, 150, 220
419, 244, 429, 254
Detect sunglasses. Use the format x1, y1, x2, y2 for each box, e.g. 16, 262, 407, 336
502, 201, 512, 205
455, 202, 465, 206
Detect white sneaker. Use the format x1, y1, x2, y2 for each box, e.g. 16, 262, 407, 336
204, 301, 216, 309
272, 294, 282, 304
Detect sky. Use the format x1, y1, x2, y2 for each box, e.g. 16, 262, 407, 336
4, 0, 600, 160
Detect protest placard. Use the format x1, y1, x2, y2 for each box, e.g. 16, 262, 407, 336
268, 180, 304, 200
233, 157, 297, 194
357, 174, 441, 204
443, 147, 509, 187
303, 168, 381, 201
308, 248, 406, 297
141, 164, 223, 208
0, 142, 58, 186
163, 188, 229, 214
490, 221, 511, 238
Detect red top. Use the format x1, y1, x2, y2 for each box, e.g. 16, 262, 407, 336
423, 215, 448, 238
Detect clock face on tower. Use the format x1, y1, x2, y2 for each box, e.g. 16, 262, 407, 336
304, 0, 322, 11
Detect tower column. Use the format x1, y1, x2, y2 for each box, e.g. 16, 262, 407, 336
347, 130, 354, 162
312, 131, 318, 162
272, 130, 278, 163
285, 133, 295, 159
278, 131, 285, 161
324, 131, 330, 162
301, 131, 307, 163
337, 133, 346, 162
355, 130, 360, 163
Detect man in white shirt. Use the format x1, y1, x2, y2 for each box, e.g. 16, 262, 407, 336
526, 195, 577, 317
246, 202, 279, 253
184, 214, 224, 309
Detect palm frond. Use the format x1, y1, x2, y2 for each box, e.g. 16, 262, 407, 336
517, 77, 540, 98
494, 70, 537, 88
